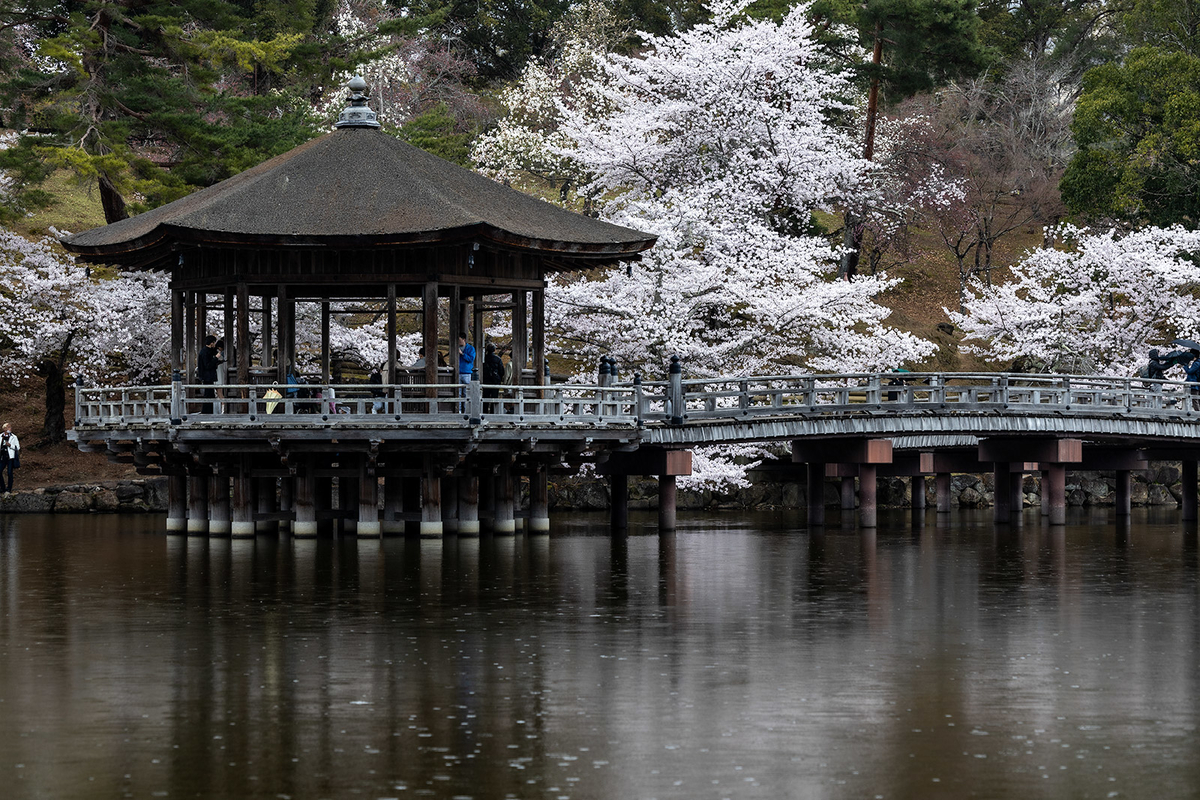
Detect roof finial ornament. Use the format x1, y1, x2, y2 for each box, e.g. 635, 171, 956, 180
335, 75, 381, 129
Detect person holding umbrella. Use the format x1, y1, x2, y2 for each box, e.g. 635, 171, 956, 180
1177, 340, 1200, 409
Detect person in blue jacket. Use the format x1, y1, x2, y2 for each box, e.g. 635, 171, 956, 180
458, 334, 476, 386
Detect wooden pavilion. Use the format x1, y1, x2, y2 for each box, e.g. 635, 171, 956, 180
64, 79, 657, 538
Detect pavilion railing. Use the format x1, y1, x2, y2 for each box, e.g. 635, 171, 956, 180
73, 372, 1200, 430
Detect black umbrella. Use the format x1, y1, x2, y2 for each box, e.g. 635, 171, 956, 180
1173, 338, 1200, 351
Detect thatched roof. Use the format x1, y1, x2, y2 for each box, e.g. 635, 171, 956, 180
63, 127, 655, 270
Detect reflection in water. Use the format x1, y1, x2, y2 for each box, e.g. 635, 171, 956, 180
0, 509, 1199, 798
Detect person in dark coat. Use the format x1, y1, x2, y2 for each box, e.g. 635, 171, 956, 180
196, 335, 223, 413
482, 343, 505, 412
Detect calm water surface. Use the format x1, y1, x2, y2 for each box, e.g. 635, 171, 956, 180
1, 509, 1198, 799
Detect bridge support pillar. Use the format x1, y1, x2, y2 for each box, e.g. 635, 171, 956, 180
256, 477, 278, 534
187, 472, 210, 536
806, 463, 825, 526
231, 459, 254, 538
1183, 460, 1197, 522
840, 477, 856, 510
167, 473, 187, 533
912, 476, 926, 510
610, 473, 629, 531
993, 463, 1012, 523
1010, 470, 1025, 518
1115, 470, 1132, 517
293, 458, 317, 538
494, 463, 516, 535
659, 475, 677, 532
279, 477, 293, 535
459, 473, 481, 536
477, 471, 495, 533
382, 476, 404, 536
1045, 463, 1067, 525
315, 476, 334, 536
529, 469, 549, 533
208, 474, 230, 537
357, 459, 380, 539
936, 473, 951, 514
403, 477, 421, 536
859, 464, 877, 528
441, 476, 459, 534
339, 476, 357, 536
420, 460, 443, 538
1040, 470, 1050, 516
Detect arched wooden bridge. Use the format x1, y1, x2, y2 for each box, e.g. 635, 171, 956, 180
71, 371, 1200, 534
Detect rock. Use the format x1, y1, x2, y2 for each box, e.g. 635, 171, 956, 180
958, 486, 984, 507
1, 492, 54, 513
93, 489, 121, 512
53, 492, 91, 513
114, 483, 142, 501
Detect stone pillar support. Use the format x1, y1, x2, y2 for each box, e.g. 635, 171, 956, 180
382, 475, 404, 536
293, 457, 317, 538
936, 473, 951, 514
858, 464, 877, 528
1045, 463, 1067, 525
806, 463, 825, 526
420, 458, 443, 538
494, 463, 516, 535
231, 459, 255, 538
1183, 460, 1198, 522
658, 474, 677, 532
208, 474, 230, 537
357, 457, 380, 538
458, 473, 481, 536
609, 473, 628, 532
167, 473, 187, 533
187, 472, 209, 536
840, 476, 856, 510
529, 468, 549, 533
1115, 469, 1132, 518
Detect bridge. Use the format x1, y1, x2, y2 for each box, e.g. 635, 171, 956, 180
71, 368, 1200, 535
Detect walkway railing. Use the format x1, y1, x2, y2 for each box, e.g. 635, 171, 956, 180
72, 371, 1200, 431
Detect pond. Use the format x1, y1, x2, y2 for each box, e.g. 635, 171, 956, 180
0, 508, 1197, 799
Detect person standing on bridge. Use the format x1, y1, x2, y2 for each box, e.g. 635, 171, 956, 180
196, 335, 223, 414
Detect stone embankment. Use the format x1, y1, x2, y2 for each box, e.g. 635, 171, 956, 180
0, 468, 1185, 514
0, 478, 168, 513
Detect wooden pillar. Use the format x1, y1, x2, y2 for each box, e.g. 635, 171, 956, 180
1183, 460, 1198, 522
382, 475, 404, 536
1046, 463, 1067, 525
293, 458, 317, 538
609, 473, 628, 531
658, 474, 677, 532
936, 473, 952, 513
223, 288, 234, 371
840, 476, 856, 510
208, 474, 230, 536
256, 477, 278, 534
386, 284, 398, 384
187, 471, 209, 535
512, 290, 528, 384
495, 463, 516, 534
315, 476, 334, 535
530, 468, 550, 533
261, 294, 273, 369
448, 285, 462, 378
166, 473, 187, 533
171, 290, 184, 374
458, 473, 481, 536
912, 475, 926, 509
1040, 469, 1050, 516
423, 282, 439, 391
441, 475, 459, 533
420, 458, 443, 538
993, 462, 1012, 523
1115, 469, 1132, 518
532, 288, 546, 386
358, 458, 380, 538
184, 291, 196, 384
231, 459, 254, 538
276, 285, 290, 377
196, 292, 208, 356
403, 477, 422, 536
236, 282, 250, 386
806, 463, 825, 526
339, 476, 358, 536
320, 301, 331, 385
859, 464, 877, 528
478, 469, 496, 532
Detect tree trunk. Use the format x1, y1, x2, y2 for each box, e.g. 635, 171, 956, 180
99, 174, 128, 224
37, 359, 68, 444
840, 24, 884, 281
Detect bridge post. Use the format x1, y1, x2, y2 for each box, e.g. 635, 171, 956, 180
279, 477, 293, 535
1010, 470, 1025, 518
936, 473, 951, 513
256, 477, 278, 534
402, 477, 421, 536
840, 477, 855, 510
912, 476, 926, 510
187, 471, 210, 536
420, 458, 443, 538
441, 476, 459, 533
1040, 470, 1050, 516
459, 473, 481, 535
231, 458, 254, 538
293, 457, 317, 538
167, 473, 187, 533
494, 463, 516, 535
315, 476, 334, 535
1115, 470, 1132, 517
610, 473, 629, 530
806, 463, 825, 526
530, 468, 550, 533
382, 475, 404, 536
859, 464, 877, 528
658, 475, 677, 532
338, 475, 357, 535
1183, 460, 1197, 522
357, 458, 380, 538
208, 474, 230, 536
1045, 463, 1067, 525
993, 462, 1012, 523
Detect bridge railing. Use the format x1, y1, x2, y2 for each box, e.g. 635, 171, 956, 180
74, 380, 640, 428
623, 372, 1198, 423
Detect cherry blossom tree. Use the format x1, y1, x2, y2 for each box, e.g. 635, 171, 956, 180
948, 224, 1200, 376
